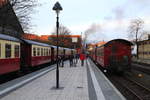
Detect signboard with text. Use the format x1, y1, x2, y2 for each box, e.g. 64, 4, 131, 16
72, 37, 78, 43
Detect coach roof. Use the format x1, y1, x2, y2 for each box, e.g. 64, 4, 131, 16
105, 39, 133, 46
0, 33, 20, 42
96, 39, 132, 48
23, 39, 51, 47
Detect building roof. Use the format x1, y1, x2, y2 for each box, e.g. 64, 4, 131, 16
96, 41, 106, 47
138, 39, 150, 44
41, 35, 81, 38
0, 1, 24, 36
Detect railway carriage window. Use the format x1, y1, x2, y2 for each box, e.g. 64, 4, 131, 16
33, 48, 36, 56
15, 45, 20, 57
48, 49, 49, 55
46, 49, 48, 56
5, 44, 11, 58
41, 48, 43, 56
44, 48, 46, 56
47, 49, 49, 55
37, 48, 40, 56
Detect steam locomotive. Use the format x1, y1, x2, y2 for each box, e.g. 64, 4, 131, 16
90, 39, 132, 73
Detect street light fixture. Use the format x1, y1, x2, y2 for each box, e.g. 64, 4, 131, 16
52, 1, 63, 88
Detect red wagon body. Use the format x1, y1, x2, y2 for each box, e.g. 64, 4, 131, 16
21, 39, 52, 69
0, 34, 21, 75
93, 39, 132, 72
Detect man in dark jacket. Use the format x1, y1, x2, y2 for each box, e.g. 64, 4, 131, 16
69, 55, 73, 67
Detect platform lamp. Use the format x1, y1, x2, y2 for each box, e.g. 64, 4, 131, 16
52, 1, 63, 88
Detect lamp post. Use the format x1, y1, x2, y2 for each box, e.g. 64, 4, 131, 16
72, 37, 78, 66
52, 2, 63, 88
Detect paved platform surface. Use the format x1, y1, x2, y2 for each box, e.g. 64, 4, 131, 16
87, 59, 126, 100
1, 61, 89, 100
0, 59, 126, 100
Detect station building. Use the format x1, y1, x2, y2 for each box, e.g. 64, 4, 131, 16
138, 35, 150, 59
22, 34, 82, 50
0, 0, 24, 37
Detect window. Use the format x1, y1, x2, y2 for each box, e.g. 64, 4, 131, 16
44, 48, 46, 56
5, 44, 11, 58
46, 49, 48, 56
41, 48, 43, 56
15, 45, 20, 57
33, 48, 36, 56
37, 48, 40, 56
47, 49, 49, 55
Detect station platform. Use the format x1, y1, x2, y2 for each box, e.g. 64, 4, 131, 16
0, 59, 126, 100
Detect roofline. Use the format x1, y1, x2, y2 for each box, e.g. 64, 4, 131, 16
137, 39, 150, 43
41, 35, 81, 37
96, 39, 133, 48
22, 39, 51, 47
105, 39, 133, 46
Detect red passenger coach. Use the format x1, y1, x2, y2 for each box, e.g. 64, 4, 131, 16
0, 34, 21, 75
96, 39, 132, 73
21, 39, 52, 70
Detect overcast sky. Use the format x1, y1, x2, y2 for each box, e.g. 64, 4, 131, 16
31, 0, 150, 42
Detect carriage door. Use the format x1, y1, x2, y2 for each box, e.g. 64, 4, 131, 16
51, 47, 54, 61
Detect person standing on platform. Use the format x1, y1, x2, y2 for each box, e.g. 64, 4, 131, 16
61, 55, 65, 67
75, 54, 79, 64
80, 53, 86, 66
69, 55, 73, 67
58, 55, 61, 66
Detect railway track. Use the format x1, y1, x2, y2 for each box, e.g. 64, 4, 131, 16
131, 63, 150, 75
108, 75, 150, 100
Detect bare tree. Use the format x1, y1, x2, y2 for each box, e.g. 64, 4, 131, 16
12, 0, 37, 32
128, 18, 144, 58
0, 0, 37, 37
50, 25, 72, 47
139, 31, 149, 41
51, 25, 71, 35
